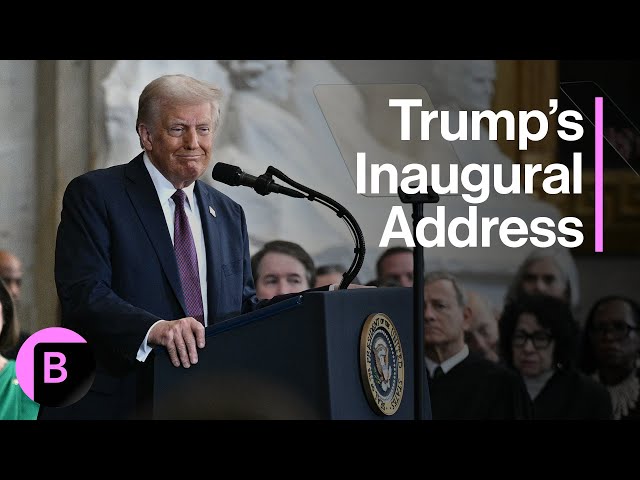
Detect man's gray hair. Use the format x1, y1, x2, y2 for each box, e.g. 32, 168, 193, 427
504, 246, 579, 308
136, 74, 223, 147
424, 271, 467, 307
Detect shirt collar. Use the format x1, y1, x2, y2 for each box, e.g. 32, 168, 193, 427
144, 153, 197, 209
425, 344, 469, 377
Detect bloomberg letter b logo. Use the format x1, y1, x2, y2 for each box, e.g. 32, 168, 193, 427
44, 352, 68, 383
16, 327, 96, 408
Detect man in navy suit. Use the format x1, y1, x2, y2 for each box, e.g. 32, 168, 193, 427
44, 74, 276, 419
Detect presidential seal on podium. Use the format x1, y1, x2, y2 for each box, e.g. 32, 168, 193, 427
359, 313, 405, 415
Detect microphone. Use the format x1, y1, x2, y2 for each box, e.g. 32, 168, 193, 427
212, 163, 305, 199
214, 162, 365, 291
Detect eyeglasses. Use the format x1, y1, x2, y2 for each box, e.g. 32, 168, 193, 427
590, 323, 638, 341
512, 330, 553, 349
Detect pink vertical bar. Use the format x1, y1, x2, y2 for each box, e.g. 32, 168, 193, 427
595, 97, 604, 252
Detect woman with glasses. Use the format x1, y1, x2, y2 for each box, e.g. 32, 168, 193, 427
499, 295, 612, 419
579, 296, 640, 420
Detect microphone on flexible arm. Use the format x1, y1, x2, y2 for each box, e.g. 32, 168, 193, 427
212, 163, 305, 199
212, 162, 365, 290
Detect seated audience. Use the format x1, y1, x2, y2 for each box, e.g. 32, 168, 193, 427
579, 295, 640, 420
465, 291, 500, 363
424, 271, 532, 419
315, 264, 351, 288
0, 279, 39, 420
500, 294, 612, 419
251, 240, 315, 300
375, 247, 413, 288
0, 250, 29, 359
505, 247, 580, 310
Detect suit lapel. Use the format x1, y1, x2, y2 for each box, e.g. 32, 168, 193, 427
124, 154, 188, 316
195, 181, 222, 323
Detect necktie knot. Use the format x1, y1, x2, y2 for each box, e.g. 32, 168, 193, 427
433, 365, 444, 379
172, 189, 186, 207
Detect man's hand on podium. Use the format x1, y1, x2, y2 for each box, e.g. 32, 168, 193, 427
148, 317, 206, 368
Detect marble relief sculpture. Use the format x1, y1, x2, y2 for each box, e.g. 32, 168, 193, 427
100, 60, 570, 293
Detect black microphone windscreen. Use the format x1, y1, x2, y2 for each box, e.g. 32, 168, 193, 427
212, 163, 242, 186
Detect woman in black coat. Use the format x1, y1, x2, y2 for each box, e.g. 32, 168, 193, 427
579, 296, 640, 420
500, 295, 612, 419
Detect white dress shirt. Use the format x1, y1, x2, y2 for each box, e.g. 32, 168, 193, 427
136, 153, 209, 361
425, 344, 469, 378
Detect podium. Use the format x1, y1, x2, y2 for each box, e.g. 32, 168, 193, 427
151, 288, 432, 419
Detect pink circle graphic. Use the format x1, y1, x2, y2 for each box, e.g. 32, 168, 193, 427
15, 327, 88, 401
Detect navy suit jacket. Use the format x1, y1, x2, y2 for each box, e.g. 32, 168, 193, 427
46, 154, 265, 418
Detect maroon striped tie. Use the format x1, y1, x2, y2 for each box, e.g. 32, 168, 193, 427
172, 189, 204, 326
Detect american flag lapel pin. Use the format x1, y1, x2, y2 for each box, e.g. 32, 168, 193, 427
209, 206, 216, 218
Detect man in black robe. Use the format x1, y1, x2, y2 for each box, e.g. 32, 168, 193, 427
424, 271, 532, 419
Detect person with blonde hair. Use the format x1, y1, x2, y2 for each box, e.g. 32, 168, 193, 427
46, 74, 340, 420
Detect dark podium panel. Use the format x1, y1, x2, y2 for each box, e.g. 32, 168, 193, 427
152, 288, 432, 419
